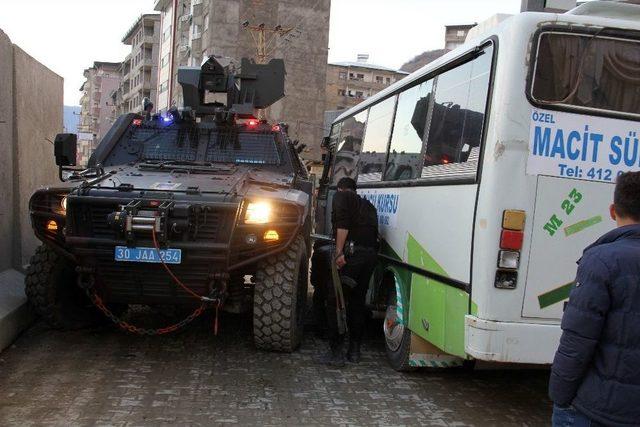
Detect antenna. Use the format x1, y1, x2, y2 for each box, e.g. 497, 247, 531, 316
242, 21, 295, 64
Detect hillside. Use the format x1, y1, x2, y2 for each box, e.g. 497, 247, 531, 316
401, 49, 449, 73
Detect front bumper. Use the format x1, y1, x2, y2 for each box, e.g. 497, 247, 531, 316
35, 191, 302, 304
465, 315, 561, 364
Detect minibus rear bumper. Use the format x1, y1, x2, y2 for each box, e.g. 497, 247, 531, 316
464, 315, 561, 364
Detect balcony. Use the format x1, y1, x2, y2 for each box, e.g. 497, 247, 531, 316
141, 35, 155, 46
179, 45, 190, 56
192, 0, 203, 16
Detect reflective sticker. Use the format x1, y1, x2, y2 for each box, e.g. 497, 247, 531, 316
538, 281, 575, 309
150, 182, 181, 190
564, 215, 603, 237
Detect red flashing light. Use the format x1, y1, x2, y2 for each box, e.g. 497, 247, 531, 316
149, 200, 160, 207
272, 124, 281, 132
132, 119, 143, 126
500, 230, 524, 250
247, 119, 258, 127
441, 155, 451, 164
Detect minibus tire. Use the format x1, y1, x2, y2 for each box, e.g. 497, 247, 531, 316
386, 327, 416, 372
384, 295, 417, 372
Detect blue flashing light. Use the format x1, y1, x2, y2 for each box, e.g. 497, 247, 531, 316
162, 116, 173, 124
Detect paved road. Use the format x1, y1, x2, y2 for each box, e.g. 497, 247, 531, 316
0, 310, 551, 426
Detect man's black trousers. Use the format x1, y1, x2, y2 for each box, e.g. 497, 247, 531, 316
311, 244, 377, 344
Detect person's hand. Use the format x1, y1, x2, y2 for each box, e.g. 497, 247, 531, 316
336, 253, 347, 269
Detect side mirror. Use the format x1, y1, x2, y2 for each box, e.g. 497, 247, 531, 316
54, 133, 77, 167
321, 136, 331, 149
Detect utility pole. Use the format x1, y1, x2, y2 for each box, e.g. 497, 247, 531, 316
242, 21, 294, 64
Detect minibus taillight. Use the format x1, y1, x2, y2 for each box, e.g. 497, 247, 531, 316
495, 210, 526, 290
500, 230, 524, 250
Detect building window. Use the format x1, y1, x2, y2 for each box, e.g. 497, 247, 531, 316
161, 54, 170, 68
159, 81, 168, 93
375, 76, 384, 84
457, 30, 466, 37
338, 71, 347, 80
355, 91, 364, 99
163, 25, 172, 42
386, 77, 391, 84
356, 73, 365, 80
204, 14, 209, 32
338, 89, 346, 96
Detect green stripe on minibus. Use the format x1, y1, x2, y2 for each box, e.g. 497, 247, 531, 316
564, 215, 603, 237
538, 282, 574, 309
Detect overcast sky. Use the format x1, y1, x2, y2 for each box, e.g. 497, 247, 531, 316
0, 0, 521, 105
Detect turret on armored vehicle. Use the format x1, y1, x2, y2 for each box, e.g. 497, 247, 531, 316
26, 56, 313, 351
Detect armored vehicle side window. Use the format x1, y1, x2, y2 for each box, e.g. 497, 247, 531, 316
331, 110, 368, 185
384, 80, 433, 182
357, 95, 397, 183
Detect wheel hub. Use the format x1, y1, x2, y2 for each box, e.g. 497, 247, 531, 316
383, 305, 404, 352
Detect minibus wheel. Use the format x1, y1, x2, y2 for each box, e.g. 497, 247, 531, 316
383, 291, 416, 372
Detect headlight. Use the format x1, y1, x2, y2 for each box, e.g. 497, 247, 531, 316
245, 202, 271, 224
60, 196, 68, 211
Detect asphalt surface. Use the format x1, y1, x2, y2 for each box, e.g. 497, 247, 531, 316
0, 309, 552, 426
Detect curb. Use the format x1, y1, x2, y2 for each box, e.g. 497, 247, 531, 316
0, 269, 33, 352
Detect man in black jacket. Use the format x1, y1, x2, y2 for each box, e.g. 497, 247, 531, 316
319, 177, 378, 367
549, 171, 640, 426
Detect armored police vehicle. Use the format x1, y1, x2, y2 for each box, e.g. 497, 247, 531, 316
26, 56, 313, 352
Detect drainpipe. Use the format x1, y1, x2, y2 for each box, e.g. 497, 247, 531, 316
167, 0, 179, 108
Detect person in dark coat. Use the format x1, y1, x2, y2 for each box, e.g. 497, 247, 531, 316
549, 171, 640, 427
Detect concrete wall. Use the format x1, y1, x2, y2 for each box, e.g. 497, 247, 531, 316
0, 30, 15, 272
13, 46, 63, 268
0, 29, 63, 270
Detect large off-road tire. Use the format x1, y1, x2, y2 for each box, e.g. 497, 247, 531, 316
25, 245, 97, 329
253, 235, 308, 352
384, 287, 417, 372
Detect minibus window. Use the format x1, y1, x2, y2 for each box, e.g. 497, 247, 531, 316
357, 96, 397, 183
532, 32, 640, 116
384, 80, 433, 181
330, 110, 368, 185
421, 44, 492, 179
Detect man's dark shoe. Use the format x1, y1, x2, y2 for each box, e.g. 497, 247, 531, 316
318, 342, 345, 367
347, 340, 361, 363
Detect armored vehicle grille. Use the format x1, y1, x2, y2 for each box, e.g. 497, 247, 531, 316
95, 254, 212, 303
90, 205, 116, 238
188, 209, 233, 242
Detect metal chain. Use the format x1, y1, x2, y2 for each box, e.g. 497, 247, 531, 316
85, 288, 209, 336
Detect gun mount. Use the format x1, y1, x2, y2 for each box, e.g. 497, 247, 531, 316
178, 56, 286, 118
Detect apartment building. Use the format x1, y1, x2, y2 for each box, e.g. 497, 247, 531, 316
444, 24, 477, 50
326, 55, 408, 111
153, 0, 331, 162
77, 62, 120, 166
111, 14, 161, 117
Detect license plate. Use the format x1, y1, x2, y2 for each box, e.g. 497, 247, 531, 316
114, 246, 182, 264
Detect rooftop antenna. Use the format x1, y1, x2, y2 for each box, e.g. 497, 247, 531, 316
242, 20, 294, 64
